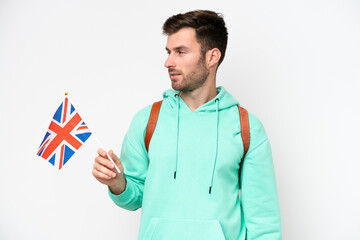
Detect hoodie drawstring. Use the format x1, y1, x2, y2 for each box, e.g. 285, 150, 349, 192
174, 94, 180, 179
209, 98, 219, 194
173, 94, 220, 194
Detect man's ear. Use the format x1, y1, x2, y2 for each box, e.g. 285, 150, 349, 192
206, 48, 221, 69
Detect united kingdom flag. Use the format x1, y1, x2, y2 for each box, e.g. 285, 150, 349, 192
37, 97, 92, 170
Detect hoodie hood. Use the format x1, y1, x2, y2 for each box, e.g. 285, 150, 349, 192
162, 86, 239, 112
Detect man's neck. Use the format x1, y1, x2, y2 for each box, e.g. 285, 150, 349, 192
179, 81, 218, 112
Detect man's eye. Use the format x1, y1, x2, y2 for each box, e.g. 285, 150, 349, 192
178, 51, 185, 55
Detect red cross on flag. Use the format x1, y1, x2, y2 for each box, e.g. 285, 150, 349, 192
37, 96, 92, 170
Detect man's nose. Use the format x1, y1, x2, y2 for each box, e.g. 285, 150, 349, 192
164, 54, 175, 68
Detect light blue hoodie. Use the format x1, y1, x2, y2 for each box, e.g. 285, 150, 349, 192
109, 87, 282, 240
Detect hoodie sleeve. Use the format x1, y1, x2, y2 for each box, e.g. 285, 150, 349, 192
240, 113, 282, 239
108, 106, 152, 211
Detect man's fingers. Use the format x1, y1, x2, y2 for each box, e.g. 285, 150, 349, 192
97, 148, 107, 158
95, 148, 123, 174
92, 168, 113, 180
94, 154, 116, 170
108, 150, 122, 167
96, 148, 117, 167
93, 161, 116, 178
97, 148, 121, 167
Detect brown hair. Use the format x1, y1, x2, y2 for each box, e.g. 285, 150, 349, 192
163, 10, 228, 66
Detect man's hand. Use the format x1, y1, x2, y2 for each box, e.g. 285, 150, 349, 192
92, 148, 127, 195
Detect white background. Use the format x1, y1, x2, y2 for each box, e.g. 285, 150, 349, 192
1, 0, 359, 239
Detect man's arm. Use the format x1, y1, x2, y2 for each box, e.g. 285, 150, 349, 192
92, 105, 152, 211
240, 113, 282, 239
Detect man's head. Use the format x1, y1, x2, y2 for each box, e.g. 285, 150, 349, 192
163, 10, 228, 67
163, 10, 228, 92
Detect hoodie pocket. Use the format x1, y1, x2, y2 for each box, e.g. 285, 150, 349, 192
143, 218, 226, 240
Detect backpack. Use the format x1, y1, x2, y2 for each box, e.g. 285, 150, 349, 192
144, 100, 250, 184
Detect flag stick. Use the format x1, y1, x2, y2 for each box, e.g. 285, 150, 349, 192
92, 133, 121, 174
65, 92, 121, 173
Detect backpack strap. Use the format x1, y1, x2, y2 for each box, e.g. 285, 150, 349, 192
145, 100, 163, 152
238, 105, 250, 184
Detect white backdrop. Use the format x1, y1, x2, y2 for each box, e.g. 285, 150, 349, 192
1, 0, 359, 239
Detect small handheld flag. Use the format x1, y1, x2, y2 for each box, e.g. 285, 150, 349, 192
37, 93, 92, 170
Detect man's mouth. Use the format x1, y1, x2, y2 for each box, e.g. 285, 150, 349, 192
169, 71, 181, 80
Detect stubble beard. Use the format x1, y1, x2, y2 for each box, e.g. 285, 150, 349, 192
170, 57, 209, 92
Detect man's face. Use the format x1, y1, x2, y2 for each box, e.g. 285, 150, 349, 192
165, 28, 209, 92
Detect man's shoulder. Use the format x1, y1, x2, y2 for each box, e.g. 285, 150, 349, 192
130, 103, 154, 126
242, 109, 270, 143
125, 103, 157, 143
128, 99, 165, 129
246, 110, 263, 130
236, 106, 267, 136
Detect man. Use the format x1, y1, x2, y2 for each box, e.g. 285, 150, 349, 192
92, 10, 282, 240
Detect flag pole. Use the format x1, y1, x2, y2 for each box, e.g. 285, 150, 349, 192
65, 92, 121, 174
92, 133, 121, 174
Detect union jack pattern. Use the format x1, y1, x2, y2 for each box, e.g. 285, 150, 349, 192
37, 97, 92, 169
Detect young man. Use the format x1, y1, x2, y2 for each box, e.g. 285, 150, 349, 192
92, 10, 282, 240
